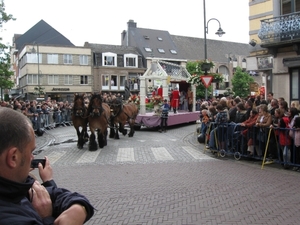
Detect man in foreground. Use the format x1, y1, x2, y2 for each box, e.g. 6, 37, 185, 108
0, 107, 94, 224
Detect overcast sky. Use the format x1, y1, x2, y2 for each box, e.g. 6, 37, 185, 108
2, 0, 249, 47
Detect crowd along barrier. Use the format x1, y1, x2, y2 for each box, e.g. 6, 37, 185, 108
201, 122, 300, 170
29, 109, 73, 136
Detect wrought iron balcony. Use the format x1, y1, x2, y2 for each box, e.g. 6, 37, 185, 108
258, 12, 300, 47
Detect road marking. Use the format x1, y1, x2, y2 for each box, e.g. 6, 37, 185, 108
47, 151, 66, 164
182, 146, 214, 160
76, 150, 101, 163
151, 147, 174, 161
117, 148, 135, 162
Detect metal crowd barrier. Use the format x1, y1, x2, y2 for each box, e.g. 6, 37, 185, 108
203, 122, 300, 169
29, 109, 73, 135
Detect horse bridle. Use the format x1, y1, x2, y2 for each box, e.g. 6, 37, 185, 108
109, 101, 123, 118
73, 106, 86, 117
90, 102, 104, 117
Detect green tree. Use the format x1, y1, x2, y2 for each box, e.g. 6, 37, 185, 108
0, 0, 16, 100
231, 67, 254, 98
186, 60, 223, 99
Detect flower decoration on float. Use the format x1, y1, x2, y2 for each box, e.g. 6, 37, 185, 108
128, 94, 140, 105
150, 95, 163, 105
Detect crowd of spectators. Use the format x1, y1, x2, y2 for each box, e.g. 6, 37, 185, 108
0, 92, 128, 132
0, 97, 73, 131
198, 92, 300, 171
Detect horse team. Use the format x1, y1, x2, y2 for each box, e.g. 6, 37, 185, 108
72, 93, 139, 151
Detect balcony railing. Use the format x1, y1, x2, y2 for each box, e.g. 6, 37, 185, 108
258, 12, 300, 46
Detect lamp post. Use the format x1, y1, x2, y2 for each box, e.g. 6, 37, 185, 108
203, 0, 225, 100
31, 44, 42, 96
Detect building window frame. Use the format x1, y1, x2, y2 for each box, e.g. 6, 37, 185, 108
27, 74, 38, 85
63, 54, 73, 64
291, 68, 300, 100
48, 75, 59, 85
47, 54, 58, 64
111, 75, 118, 90
80, 75, 88, 85
102, 75, 109, 90
120, 76, 126, 90
124, 53, 137, 67
64, 75, 73, 85
80, 55, 88, 65
27, 53, 42, 64
102, 52, 117, 66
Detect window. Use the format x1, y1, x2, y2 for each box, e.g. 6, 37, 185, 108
102, 75, 109, 90
282, 0, 300, 14
48, 75, 59, 85
158, 48, 165, 53
63, 54, 73, 64
291, 69, 299, 99
80, 75, 88, 85
124, 54, 138, 67
157, 37, 163, 41
80, 55, 88, 65
111, 75, 117, 90
144, 35, 150, 40
47, 54, 58, 64
64, 75, 73, 85
27, 74, 38, 85
120, 76, 126, 90
144, 47, 152, 52
27, 53, 42, 63
102, 52, 117, 66
170, 49, 177, 54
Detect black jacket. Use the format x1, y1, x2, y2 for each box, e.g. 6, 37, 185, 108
0, 175, 94, 225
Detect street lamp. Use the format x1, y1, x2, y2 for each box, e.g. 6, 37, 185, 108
203, 0, 225, 99
31, 44, 42, 96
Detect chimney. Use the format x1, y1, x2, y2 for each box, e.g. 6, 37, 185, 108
127, 20, 137, 28
121, 30, 127, 46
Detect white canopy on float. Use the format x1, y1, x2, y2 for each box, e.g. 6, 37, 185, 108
139, 60, 195, 114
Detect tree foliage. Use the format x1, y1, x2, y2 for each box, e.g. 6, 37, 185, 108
0, 43, 14, 89
231, 67, 254, 98
186, 60, 224, 99
0, 1, 16, 99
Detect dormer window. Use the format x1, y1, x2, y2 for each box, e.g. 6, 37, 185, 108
170, 49, 177, 54
124, 53, 138, 68
158, 48, 165, 53
144, 47, 152, 52
144, 35, 150, 40
157, 37, 163, 41
102, 52, 117, 66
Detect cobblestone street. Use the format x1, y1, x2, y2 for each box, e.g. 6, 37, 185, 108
33, 124, 300, 225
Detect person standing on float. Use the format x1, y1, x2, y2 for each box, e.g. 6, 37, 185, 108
171, 87, 180, 114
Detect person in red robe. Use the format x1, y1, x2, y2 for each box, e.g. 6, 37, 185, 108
152, 88, 157, 97
157, 85, 163, 97
171, 87, 180, 114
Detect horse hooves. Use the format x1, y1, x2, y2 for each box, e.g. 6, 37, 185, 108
89, 144, 98, 151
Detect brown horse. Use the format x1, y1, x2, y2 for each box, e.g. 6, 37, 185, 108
109, 98, 139, 139
71, 93, 89, 149
87, 93, 111, 151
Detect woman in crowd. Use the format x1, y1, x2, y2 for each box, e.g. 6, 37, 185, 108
255, 104, 272, 157
240, 108, 259, 156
